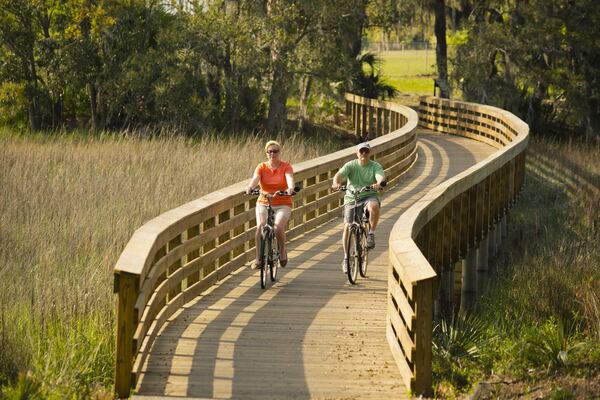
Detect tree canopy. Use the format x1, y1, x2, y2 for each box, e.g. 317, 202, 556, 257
0, 0, 402, 134
451, 0, 600, 138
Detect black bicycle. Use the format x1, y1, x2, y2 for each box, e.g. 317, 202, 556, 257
338, 182, 385, 284
249, 187, 300, 289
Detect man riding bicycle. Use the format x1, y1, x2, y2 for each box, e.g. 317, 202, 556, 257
331, 142, 386, 272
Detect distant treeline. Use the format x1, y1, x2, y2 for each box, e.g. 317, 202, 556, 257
1, 1, 598, 139
0, 0, 398, 134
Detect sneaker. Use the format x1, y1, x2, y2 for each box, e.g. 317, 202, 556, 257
342, 258, 348, 273
251, 261, 262, 270
367, 233, 375, 249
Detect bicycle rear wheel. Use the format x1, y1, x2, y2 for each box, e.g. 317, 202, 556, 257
359, 227, 369, 277
346, 227, 359, 284
258, 231, 269, 289
269, 235, 279, 282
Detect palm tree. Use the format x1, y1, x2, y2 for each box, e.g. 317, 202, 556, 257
352, 52, 397, 100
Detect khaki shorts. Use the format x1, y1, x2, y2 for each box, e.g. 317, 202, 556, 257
256, 204, 292, 225
343, 196, 380, 224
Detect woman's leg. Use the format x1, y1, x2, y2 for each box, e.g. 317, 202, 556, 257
255, 206, 267, 266
273, 206, 291, 263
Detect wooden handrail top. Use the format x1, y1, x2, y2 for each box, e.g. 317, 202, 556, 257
114, 103, 418, 282
389, 97, 529, 286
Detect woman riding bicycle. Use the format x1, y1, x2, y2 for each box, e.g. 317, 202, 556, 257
331, 142, 386, 272
245, 140, 295, 269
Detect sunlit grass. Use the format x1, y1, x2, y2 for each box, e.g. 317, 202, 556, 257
0, 127, 342, 396
376, 49, 436, 96
433, 136, 600, 396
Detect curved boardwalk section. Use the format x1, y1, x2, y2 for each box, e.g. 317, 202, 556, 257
133, 130, 495, 399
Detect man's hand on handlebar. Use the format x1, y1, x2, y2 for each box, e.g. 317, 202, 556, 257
373, 180, 387, 191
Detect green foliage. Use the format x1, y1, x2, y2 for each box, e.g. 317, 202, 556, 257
548, 388, 574, 400
0, 82, 27, 127
0, 0, 400, 133
1, 372, 45, 400
433, 312, 493, 389
432, 138, 600, 395
351, 52, 397, 99
451, 0, 600, 139
516, 317, 586, 373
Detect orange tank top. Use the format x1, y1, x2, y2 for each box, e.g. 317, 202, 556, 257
255, 161, 293, 207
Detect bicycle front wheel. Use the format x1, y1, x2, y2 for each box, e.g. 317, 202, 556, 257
346, 227, 359, 284
269, 235, 279, 282
359, 227, 369, 277
259, 231, 269, 289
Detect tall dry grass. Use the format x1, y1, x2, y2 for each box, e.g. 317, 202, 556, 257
0, 128, 342, 396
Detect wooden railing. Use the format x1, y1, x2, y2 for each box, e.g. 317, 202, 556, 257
386, 96, 529, 394
113, 93, 419, 398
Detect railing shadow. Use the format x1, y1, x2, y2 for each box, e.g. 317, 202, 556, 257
135, 130, 484, 398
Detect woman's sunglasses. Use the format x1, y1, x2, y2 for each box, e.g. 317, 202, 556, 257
267, 149, 280, 154
359, 148, 370, 154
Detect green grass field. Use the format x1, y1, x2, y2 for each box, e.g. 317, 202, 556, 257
376, 49, 437, 96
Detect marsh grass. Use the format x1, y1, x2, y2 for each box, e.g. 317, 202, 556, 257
0, 127, 342, 396
433, 136, 600, 395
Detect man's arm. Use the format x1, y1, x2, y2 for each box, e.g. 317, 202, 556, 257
373, 163, 386, 191
331, 171, 343, 191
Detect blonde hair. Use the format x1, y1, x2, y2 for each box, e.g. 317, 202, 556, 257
264, 140, 281, 152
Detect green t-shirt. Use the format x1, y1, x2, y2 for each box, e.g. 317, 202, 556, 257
338, 159, 385, 205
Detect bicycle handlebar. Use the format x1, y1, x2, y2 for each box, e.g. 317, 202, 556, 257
336, 180, 386, 194
247, 185, 301, 197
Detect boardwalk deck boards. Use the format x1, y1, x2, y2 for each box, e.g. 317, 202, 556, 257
132, 130, 495, 399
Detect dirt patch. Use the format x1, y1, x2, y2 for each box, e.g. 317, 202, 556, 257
467, 372, 600, 399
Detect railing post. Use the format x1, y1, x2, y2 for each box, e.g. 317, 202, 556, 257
476, 236, 489, 294
460, 248, 477, 313
354, 103, 360, 137
376, 107, 383, 136
361, 103, 368, 139
115, 272, 139, 398
413, 278, 434, 395
383, 109, 390, 134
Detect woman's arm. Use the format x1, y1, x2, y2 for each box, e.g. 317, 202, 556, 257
285, 172, 294, 194
245, 172, 260, 194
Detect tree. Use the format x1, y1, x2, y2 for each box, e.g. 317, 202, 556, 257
452, 0, 600, 139
0, 0, 42, 130
433, 0, 449, 98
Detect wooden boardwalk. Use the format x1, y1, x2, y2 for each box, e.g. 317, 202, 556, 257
133, 129, 495, 399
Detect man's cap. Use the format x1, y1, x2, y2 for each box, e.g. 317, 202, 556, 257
356, 142, 370, 151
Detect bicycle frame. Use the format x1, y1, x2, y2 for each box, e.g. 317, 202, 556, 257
248, 187, 300, 288
337, 181, 385, 283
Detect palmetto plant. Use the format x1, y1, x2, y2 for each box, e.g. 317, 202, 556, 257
433, 311, 491, 370
518, 317, 587, 373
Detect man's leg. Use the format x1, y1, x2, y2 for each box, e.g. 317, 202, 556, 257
367, 200, 380, 232
342, 223, 349, 272
366, 200, 380, 249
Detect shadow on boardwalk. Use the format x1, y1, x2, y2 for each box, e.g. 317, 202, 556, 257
135, 132, 488, 399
